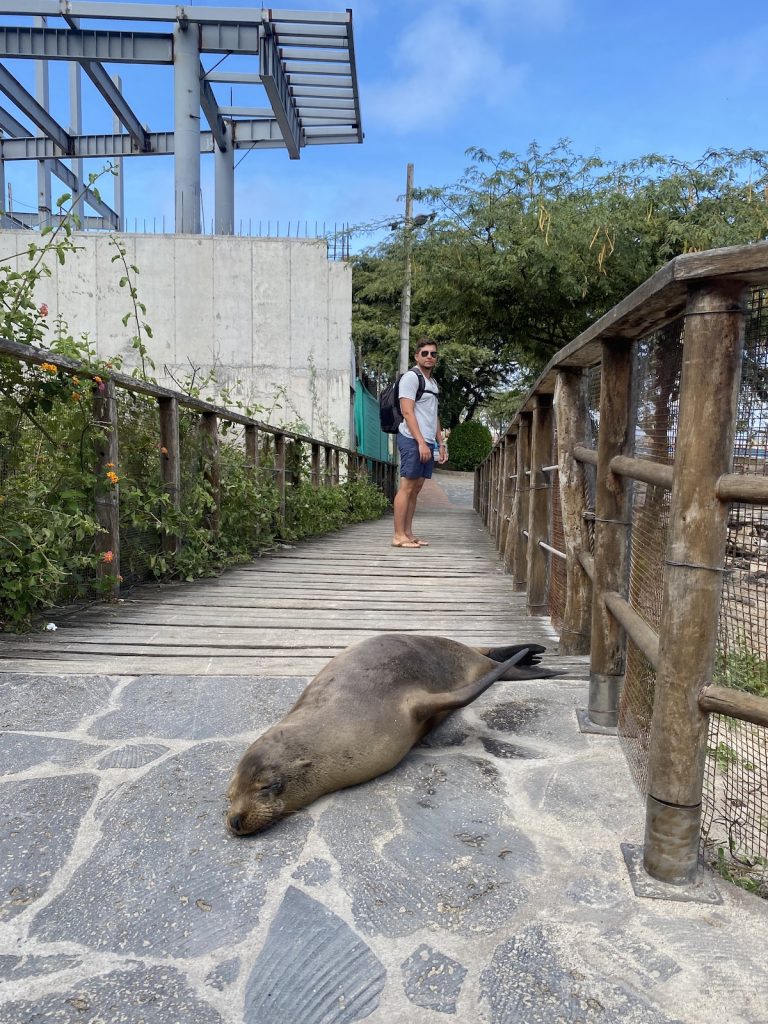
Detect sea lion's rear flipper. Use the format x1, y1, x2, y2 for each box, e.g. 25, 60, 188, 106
484, 643, 546, 666
412, 649, 557, 720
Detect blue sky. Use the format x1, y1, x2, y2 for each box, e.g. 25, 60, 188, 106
1, 0, 766, 244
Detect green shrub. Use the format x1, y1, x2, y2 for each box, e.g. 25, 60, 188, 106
446, 421, 493, 471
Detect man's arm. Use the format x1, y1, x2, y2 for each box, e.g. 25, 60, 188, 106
436, 417, 448, 464
399, 398, 432, 463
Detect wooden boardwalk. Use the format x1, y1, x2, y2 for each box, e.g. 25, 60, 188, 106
0, 474, 584, 678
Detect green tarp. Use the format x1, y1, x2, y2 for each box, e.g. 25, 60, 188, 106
354, 379, 393, 463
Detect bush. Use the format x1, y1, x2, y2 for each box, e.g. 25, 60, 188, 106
446, 421, 493, 471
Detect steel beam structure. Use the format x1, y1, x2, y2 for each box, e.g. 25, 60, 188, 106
0, 26, 174, 62
61, 14, 149, 151
259, 27, 301, 158
0, 119, 293, 158
0, 2, 362, 234
0, 105, 118, 222
0, 63, 71, 151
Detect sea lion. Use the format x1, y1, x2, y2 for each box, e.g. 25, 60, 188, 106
226, 633, 558, 836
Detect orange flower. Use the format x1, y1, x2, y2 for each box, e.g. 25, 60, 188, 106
106, 462, 115, 468
71, 392, 81, 402
93, 375, 103, 383
106, 471, 119, 485
160, 446, 169, 455
72, 377, 80, 386
40, 362, 58, 374
101, 550, 114, 564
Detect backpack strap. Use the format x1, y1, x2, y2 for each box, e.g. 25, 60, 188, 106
409, 366, 431, 402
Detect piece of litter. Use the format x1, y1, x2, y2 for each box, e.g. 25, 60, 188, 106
45, 622, 57, 631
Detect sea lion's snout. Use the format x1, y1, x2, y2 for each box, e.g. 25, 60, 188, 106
226, 794, 286, 836
226, 756, 289, 836
227, 813, 244, 835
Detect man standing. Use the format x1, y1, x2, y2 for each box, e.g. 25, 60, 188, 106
392, 340, 448, 548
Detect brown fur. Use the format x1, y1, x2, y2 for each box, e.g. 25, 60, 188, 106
226, 633, 556, 836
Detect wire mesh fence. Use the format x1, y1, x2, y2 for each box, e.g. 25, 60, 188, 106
609, 298, 768, 894
704, 287, 768, 893
548, 447, 566, 630
480, 252, 768, 894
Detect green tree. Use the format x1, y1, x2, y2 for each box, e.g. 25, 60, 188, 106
353, 142, 768, 426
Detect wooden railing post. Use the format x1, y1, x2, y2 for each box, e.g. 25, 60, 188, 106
506, 412, 531, 589
274, 433, 287, 526
93, 377, 120, 595
201, 412, 221, 535
494, 444, 505, 548
554, 370, 592, 655
526, 395, 553, 616
245, 424, 259, 475
311, 442, 321, 487
158, 396, 181, 557
489, 446, 500, 541
584, 339, 634, 731
473, 467, 480, 513
499, 432, 517, 555
643, 279, 748, 886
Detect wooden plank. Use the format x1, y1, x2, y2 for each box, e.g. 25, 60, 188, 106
0, 491, 579, 676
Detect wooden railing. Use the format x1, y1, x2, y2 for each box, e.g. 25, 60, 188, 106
476, 240, 768, 890
0, 336, 396, 595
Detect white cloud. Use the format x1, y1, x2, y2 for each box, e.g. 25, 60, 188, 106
364, 5, 529, 134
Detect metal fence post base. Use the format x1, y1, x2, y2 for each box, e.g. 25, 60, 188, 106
621, 843, 722, 904
642, 795, 702, 885
582, 670, 623, 729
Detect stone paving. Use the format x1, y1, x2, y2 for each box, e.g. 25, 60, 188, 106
1, 472, 767, 1023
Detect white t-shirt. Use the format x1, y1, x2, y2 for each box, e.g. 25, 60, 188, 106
398, 369, 439, 442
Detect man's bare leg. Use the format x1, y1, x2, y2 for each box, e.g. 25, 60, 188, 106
393, 476, 424, 546
405, 478, 426, 542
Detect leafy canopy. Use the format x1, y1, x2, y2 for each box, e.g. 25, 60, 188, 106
353, 142, 768, 427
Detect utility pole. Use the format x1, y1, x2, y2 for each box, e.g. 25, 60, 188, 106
399, 162, 414, 374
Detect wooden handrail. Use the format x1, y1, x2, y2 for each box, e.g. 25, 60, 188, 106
603, 590, 660, 669
0, 335, 386, 461
573, 445, 598, 466
610, 455, 674, 489
578, 550, 595, 582
716, 472, 768, 503
699, 684, 768, 727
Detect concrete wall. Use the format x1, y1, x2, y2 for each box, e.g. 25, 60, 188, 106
1, 232, 353, 443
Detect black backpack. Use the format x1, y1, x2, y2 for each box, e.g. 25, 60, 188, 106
379, 368, 427, 433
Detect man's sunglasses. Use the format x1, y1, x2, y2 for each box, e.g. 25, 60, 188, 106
419, 350, 438, 357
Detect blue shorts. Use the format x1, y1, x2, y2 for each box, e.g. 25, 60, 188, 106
398, 434, 434, 479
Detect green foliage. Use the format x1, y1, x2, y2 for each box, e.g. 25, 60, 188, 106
446, 421, 493, 471
354, 142, 768, 426
715, 638, 768, 698
0, 183, 390, 630
0, 336, 120, 630
285, 477, 389, 539
713, 844, 768, 899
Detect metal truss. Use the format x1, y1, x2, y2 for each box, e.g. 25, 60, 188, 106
0, 1, 363, 232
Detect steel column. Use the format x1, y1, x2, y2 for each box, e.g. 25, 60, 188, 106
35, 15, 51, 228
173, 22, 201, 234
214, 119, 234, 235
